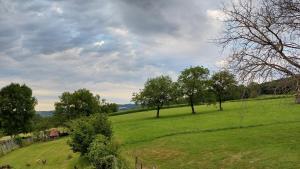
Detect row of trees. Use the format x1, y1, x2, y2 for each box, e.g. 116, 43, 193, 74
132, 66, 238, 118
0, 83, 118, 137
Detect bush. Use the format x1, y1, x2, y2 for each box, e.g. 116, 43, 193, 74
13, 136, 23, 147
68, 113, 112, 155
90, 114, 112, 139
87, 135, 128, 169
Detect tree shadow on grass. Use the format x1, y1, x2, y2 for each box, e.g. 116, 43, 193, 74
142, 109, 220, 121
125, 120, 300, 145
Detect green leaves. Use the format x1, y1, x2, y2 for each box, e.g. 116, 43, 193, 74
54, 89, 112, 124
68, 113, 112, 155
178, 66, 209, 98
211, 71, 237, 96
211, 71, 237, 110
178, 66, 210, 113
0, 83, 37, 136
132, 76, 175, 118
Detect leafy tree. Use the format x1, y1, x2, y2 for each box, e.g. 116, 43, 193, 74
0, 83, 37, 136
32, 114, 55, 132
132, 76, 174, 118
87, 135, 128, 169
101, 102, 119, 113
178, 66, 209, 114
54, 89, 104, 124
247, 82, 261, 98
170, 82, 184, 104
211, 71, 237, 111
68, 113, 112, 155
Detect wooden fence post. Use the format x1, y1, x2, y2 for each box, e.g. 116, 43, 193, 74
135, 156, 138, 169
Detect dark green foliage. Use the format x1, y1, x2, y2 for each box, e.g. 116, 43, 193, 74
178, 66, 210, 114
260, 76, 299, 95
54, 89, 110, 124
101, 102, 119, 113
32, 114, 56, 132
248, 82, 261, 98
210, 71, 237, 111
68, 113, 112, 155
87, 135, 128, 169
132, 76, 174, 118
170, 82, 185, 104
227, 85, 249, 100
0, 83, 37, 136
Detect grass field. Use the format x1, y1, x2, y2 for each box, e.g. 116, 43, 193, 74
0, 96, 299, 169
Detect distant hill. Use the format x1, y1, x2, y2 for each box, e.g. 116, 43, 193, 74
37, 111, 54, 117
118, 104, 138, 111
35, 104, 137, 117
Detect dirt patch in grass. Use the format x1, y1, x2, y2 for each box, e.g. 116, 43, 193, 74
221, 151, 258, 168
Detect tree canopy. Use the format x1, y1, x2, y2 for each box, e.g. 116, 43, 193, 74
211, 71, 237, 111
54, 89, 108, 124
178, 66, 209, 114
132, 75, 174, 118
0, 83, 37, 136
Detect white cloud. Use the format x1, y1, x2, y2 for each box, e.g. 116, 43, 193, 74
94, 41, 105, 47
51, 4, 63, 14
215, 59, 229, 69
108, 27, 129, 37
207, 9, 226, 21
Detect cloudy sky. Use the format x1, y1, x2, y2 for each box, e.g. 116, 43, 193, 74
0, 0, 227, 110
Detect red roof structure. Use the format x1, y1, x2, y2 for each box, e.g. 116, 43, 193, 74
49, 128, 59, 138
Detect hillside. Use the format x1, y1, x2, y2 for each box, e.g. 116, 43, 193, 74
36, 111, 54, 117
0, 97, 299, 169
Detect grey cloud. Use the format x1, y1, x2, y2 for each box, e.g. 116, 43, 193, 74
112, 0, 208, 37
0, 0, 225, 110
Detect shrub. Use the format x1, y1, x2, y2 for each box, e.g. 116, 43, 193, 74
87, 135, 128, 169
90, 113, 112, 139
13, 136, 23, 147
68, 113, 112, 155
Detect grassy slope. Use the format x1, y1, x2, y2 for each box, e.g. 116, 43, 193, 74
0, 138, 89, 169
111, 97, 300, 169
0, 97, 299, 169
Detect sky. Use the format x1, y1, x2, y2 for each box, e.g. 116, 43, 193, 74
0, 0, 227, 110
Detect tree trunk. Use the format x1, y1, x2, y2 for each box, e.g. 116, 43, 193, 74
218, 95, 223, 111
296, 79, 300, 104
190, 96, 195, 114
156, 106, 160, 118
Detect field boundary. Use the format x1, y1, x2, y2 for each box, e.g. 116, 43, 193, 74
124, 120, 300, 145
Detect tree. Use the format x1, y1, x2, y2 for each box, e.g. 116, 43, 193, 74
0, 83, 37, 136
211, 71, 237, 111
247, 82, 261, 98
170, 82, 184, 104
68, 113, 112, 155
178, 66, 209, 114
32, 114, 55, 132
132, 76, 174, 118
101, 102, 119, 113
87, 135, 128, 169
54, 89, 104, 124
219, 0, 300, 102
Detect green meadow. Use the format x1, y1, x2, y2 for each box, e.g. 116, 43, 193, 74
1, 96, 299, 169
